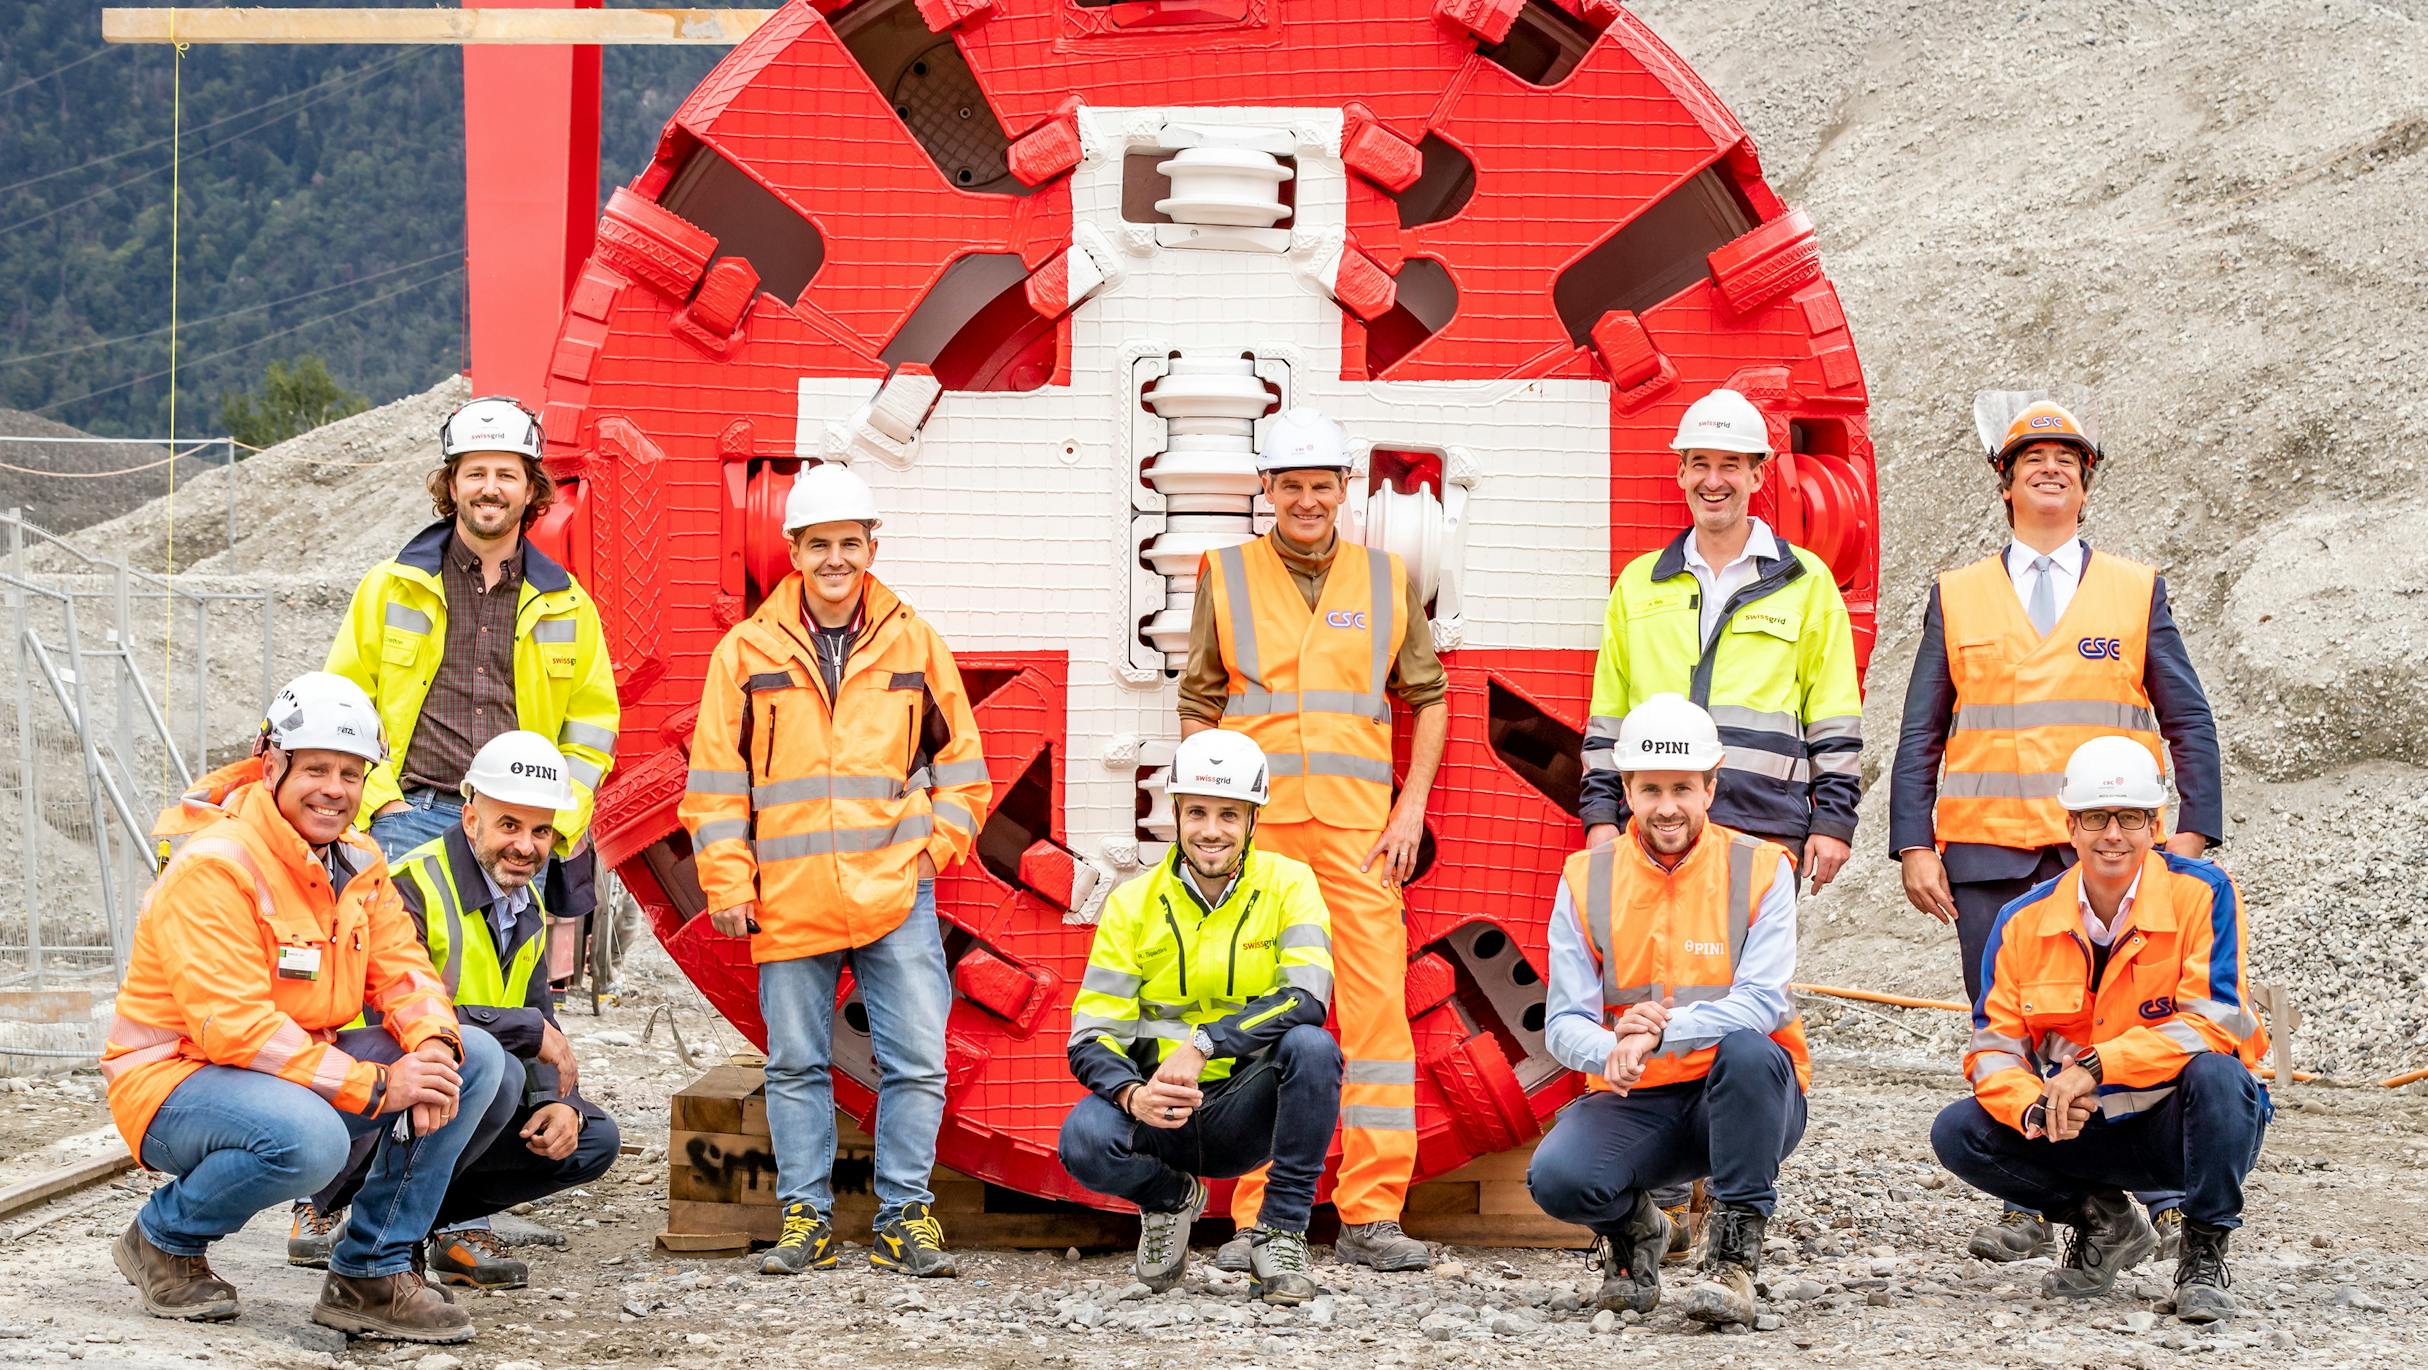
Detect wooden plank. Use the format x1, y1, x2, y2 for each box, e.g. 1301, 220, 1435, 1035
1475, 1180, 1552, 1217
0, 1151, 132, 1223
1400, 1211, 1589, 1247
669, 1063, 763, 1135
1398, 1180, 1478, 1217
665, 1196, 1137, 1251
102, 7, 775, 46
1425, 1147, 1538, 1184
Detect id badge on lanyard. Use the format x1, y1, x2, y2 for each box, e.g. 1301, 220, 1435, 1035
277, 944, 323, 981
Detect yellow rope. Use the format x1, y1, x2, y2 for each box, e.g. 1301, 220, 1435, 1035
163, 12, 185, 791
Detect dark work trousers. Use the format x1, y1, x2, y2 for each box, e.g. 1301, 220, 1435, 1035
1931, 1053, 2267, 1229
1530, 1030, 1807, 1235
1058, 1022, 1341, 1235
316, 1064, 614, 1229
1950, 845, 2181, 1216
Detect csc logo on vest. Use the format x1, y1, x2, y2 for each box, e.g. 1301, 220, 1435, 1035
1324, 611, 1369, 630
2139, 995, 2175, 1020
2077, 637, 2124, 660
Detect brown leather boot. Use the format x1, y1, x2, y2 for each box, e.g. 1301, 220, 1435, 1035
113, 1222, 239, 1322
310, 1270, 474, 1343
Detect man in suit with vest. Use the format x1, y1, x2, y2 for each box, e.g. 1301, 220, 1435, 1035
1182, 407, 1447, 1273
1933, 738, 2266, 1322
1529, 694, 1809, 1327
1892, 397, 2222, 1262
294, 732, 619, 1289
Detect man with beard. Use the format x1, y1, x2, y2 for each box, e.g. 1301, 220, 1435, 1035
295, 732, 619, 1290
307, 396, 618, 1261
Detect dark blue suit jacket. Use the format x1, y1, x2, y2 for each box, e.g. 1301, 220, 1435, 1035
1889, 546, 2222, 884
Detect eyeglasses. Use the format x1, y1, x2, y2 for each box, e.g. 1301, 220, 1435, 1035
2072, 809, 2153, 832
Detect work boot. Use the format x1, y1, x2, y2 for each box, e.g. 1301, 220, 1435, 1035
2172, 1220, 2238, 1323
310, 1271, 474, 1343
1682, 1204, 1766, 1327
2041, 1191, 2157, 1299
760, 1203, 838, 1275
112, 1221, 239, 1322
1663, 1198, 1703, 1263
871, 1201, 959, 1277
2150, 1206, 2183, 1261
1968, 1207, 2058, 1262
1136, 1178, 1207, 1293
287, 1200, 342, 1269
1214, 1231, 1254, 1273
1334, 1219, 1433, 1272
427, 1227, 529, 1290
1248, 1227, 1318, 1306
1590, 1190, 1669, 1315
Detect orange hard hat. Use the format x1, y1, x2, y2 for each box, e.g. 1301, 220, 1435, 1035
1990, 400, 2101, 472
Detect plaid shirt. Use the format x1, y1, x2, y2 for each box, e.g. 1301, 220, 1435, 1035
398, 533, 523, 794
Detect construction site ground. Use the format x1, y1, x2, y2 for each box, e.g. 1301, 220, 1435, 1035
0, 951, 2424, 1369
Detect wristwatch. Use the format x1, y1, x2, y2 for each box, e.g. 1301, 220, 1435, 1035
2074, 1047, 2103, 1083
1190, 1027, 1217, 1057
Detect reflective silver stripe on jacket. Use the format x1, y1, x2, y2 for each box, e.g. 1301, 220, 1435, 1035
933, 797, 975, 835
1068, 1012, 1141, 1050
1080, 967, 1144, 998
384, 603, 432, 634
927, 758, 989, 787
413, 854, 466, 996
2097, 1084, 2177, 1119
568, 756, 607, 790
1266, 751, 1392, 785
1277, 923, 1331, 952
532, 617, 578, 644
1284, 964, 1334, 1001
1953, 700, 2158, 734
691, 818, 748, 848
2180, 997, 2260, 1038
751, 775, 907, 806
1969, 1051, 2030, 1085
752, 814, 935, 862
559, 721, 618, 755
688, 768, 749, 795
1223, 687, 1390, 721
1940, 771, 2067, 800
1582, 714, 1622, 770
1707, 704, 1801, 737
1804, 714, 1862, 745
1720, 748, 1810, 784
1216, 543, 1261, 685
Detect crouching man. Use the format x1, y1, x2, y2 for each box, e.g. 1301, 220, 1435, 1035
1932, 738, 2267, 1322
296, 731, 619, 1287
103, 674, 506, 1344
1058, 731, 1340, 1305
1528, 695, 1810, 1326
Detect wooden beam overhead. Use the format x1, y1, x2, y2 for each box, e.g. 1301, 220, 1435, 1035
102, 6, 776, 45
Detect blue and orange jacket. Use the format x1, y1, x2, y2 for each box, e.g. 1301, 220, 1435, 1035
1965, 850, 2266, 1132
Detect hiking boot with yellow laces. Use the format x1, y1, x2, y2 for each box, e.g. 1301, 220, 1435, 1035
1968, 1206, 2058, 1261
871, 1201, 958, 1278
427, 1226, 529, 1290
287, 1200, 343, 1269
760, 1203, 839, 1276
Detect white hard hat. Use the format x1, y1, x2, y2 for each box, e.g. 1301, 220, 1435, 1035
262, 671, 387, 765
1165, 730, 1270, 808
460, 730, 576, 811
783, 461, 883, 533
440, 395, 544, 461
1668, 388, 1771, 457
1256, 407, 1350, 473
2059, 737, 2167, 811
1613, 693, 1724, 772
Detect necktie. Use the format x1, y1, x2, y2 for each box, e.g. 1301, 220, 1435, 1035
2027, 555, 2058, 637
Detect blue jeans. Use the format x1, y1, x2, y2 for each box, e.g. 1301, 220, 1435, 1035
1931, 1052, 2267, 1229
1529, 1030, 1808, 1233
759, 881, 949, 1229
137, 1026, 507, 1277
1058, 1022, 1341, 1234
368, 789, 464, 863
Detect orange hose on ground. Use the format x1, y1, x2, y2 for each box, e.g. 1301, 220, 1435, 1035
2383, 1067, 2428, 1089
1792, 982, 1968, 1013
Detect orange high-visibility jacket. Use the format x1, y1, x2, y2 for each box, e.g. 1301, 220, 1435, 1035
680, 574, 991, 963
102, 780, 460, 1157
1559, 822, 1812, 1093
1965, 850, 2266, 1133
1934, 552, 2167, 850
1201, 535, 1408, 830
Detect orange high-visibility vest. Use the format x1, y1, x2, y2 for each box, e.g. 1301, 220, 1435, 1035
1202, 535, 1408, 830
1559, 822, 1812, 1093
1935, 550, 2165, 851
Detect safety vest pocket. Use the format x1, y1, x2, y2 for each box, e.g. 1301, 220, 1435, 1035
541, 645, 577, 678
1624, 592, 1696, 623
1728, 608, 1801, 644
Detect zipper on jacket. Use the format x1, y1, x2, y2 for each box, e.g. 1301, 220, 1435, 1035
1224, 891, 1262, 998
1160, 896, 1190, 998
1686, 555, 1806, 706
1240, 994, 1300, 1032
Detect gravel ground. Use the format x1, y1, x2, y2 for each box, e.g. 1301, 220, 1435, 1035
0, 957, 2422, 1370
